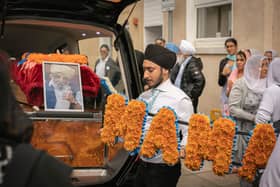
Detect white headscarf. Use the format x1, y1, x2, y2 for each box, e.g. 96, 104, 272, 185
249, 49, 261, 56
244, 55, 267, 93
267, 57, 280, 87
179, 40, 196, 55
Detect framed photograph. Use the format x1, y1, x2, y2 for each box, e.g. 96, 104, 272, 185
43, 61, 84, 112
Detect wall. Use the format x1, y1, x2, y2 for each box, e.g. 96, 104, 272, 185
196, 54, 224, 114
163, 0, 186, 45
272, 0, 280, 53
233, 0, 265, 51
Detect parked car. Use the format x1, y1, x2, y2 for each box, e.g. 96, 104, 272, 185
0, 0, 143, 186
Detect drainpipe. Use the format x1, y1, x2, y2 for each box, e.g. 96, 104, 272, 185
168, 10, 173, 42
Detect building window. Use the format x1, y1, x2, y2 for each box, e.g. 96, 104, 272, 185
186, 0, 232, 54
197, 3, 232, 38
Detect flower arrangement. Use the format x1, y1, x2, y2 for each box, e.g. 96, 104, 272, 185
140, 107, 179, 165
23, 53, 88, 65
238, 124, 276, 182
121, 100, 147, 154
206, 117, 236, 176
100, 94, 126, 146
184, 114, 211, 170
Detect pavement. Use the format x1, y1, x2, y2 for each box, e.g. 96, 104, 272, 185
177, 160, 240, 187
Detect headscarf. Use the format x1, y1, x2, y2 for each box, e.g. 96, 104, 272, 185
244, 55, 267, 93
179, 40, 196, 55
267, 57, 280, 87
226, 54, 236, 62
144, 44, 176, 69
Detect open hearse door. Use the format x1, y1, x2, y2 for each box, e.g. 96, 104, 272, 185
0, 0, 143, 186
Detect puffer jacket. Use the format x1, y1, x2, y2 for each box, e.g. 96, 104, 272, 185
171, 56, 205, 113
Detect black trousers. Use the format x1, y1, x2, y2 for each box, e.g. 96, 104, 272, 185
134, 160, 181, 187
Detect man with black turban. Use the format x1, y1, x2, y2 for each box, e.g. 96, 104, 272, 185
134, 44, 193, 187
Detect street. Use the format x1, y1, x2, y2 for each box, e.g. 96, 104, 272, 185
178, 160, 240, 187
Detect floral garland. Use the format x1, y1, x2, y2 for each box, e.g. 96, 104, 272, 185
140, 107, 179, 165
206, 117, 236, 176
184, 114, 211, 170
238, 124, 276, 182
22, 53, 88, 65
100, 94, 126, 146
121, 100, 147, 154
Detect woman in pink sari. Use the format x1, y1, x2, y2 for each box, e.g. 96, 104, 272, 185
226, 50, 247, 97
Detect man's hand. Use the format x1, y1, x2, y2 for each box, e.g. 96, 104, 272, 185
64, 90, 77, 104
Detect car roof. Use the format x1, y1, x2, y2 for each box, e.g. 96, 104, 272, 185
2, 0, 138, 26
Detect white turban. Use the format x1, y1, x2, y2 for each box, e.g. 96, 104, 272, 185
244, 55, 267, 93
50, 64, 76, 79
179, 40, 196, 55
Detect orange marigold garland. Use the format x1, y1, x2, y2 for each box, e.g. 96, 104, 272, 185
184, 114, 211, 170
140, 107, 180, 165
100, 94, 126, 146
120, 100, 147, 154
238, 124, 276, 182
206, 117, 236, 176
22, 53, 88, 65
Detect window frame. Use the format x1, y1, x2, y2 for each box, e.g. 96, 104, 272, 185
186, 0, 233, 54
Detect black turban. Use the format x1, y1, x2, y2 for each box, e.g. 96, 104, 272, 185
144, 44, 176, 69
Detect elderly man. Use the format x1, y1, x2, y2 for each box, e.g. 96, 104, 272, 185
45, 64, 82, 110
135, 44, 193, 187
171, 40, 205, 113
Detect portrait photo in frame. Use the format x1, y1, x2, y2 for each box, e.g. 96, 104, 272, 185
43, 61, 84, 112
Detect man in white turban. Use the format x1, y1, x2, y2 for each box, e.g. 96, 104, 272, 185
45, 63, 82, 110
170, 40, 205, 113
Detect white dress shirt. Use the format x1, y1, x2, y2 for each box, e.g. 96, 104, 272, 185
95, 56, 109, 77
138, 79, 193, 164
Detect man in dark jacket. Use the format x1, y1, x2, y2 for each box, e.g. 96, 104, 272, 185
94, 44, 121, 87
171, 40, 205, 113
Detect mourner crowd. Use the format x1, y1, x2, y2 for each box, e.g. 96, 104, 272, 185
1, 36, 280, 187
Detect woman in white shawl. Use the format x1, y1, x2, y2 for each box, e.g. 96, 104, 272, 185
228, 55, 269, 187
254, 58, 280, 187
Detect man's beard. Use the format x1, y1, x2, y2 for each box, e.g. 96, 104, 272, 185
53, 82, 67, 91
144, 68, 164, 89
